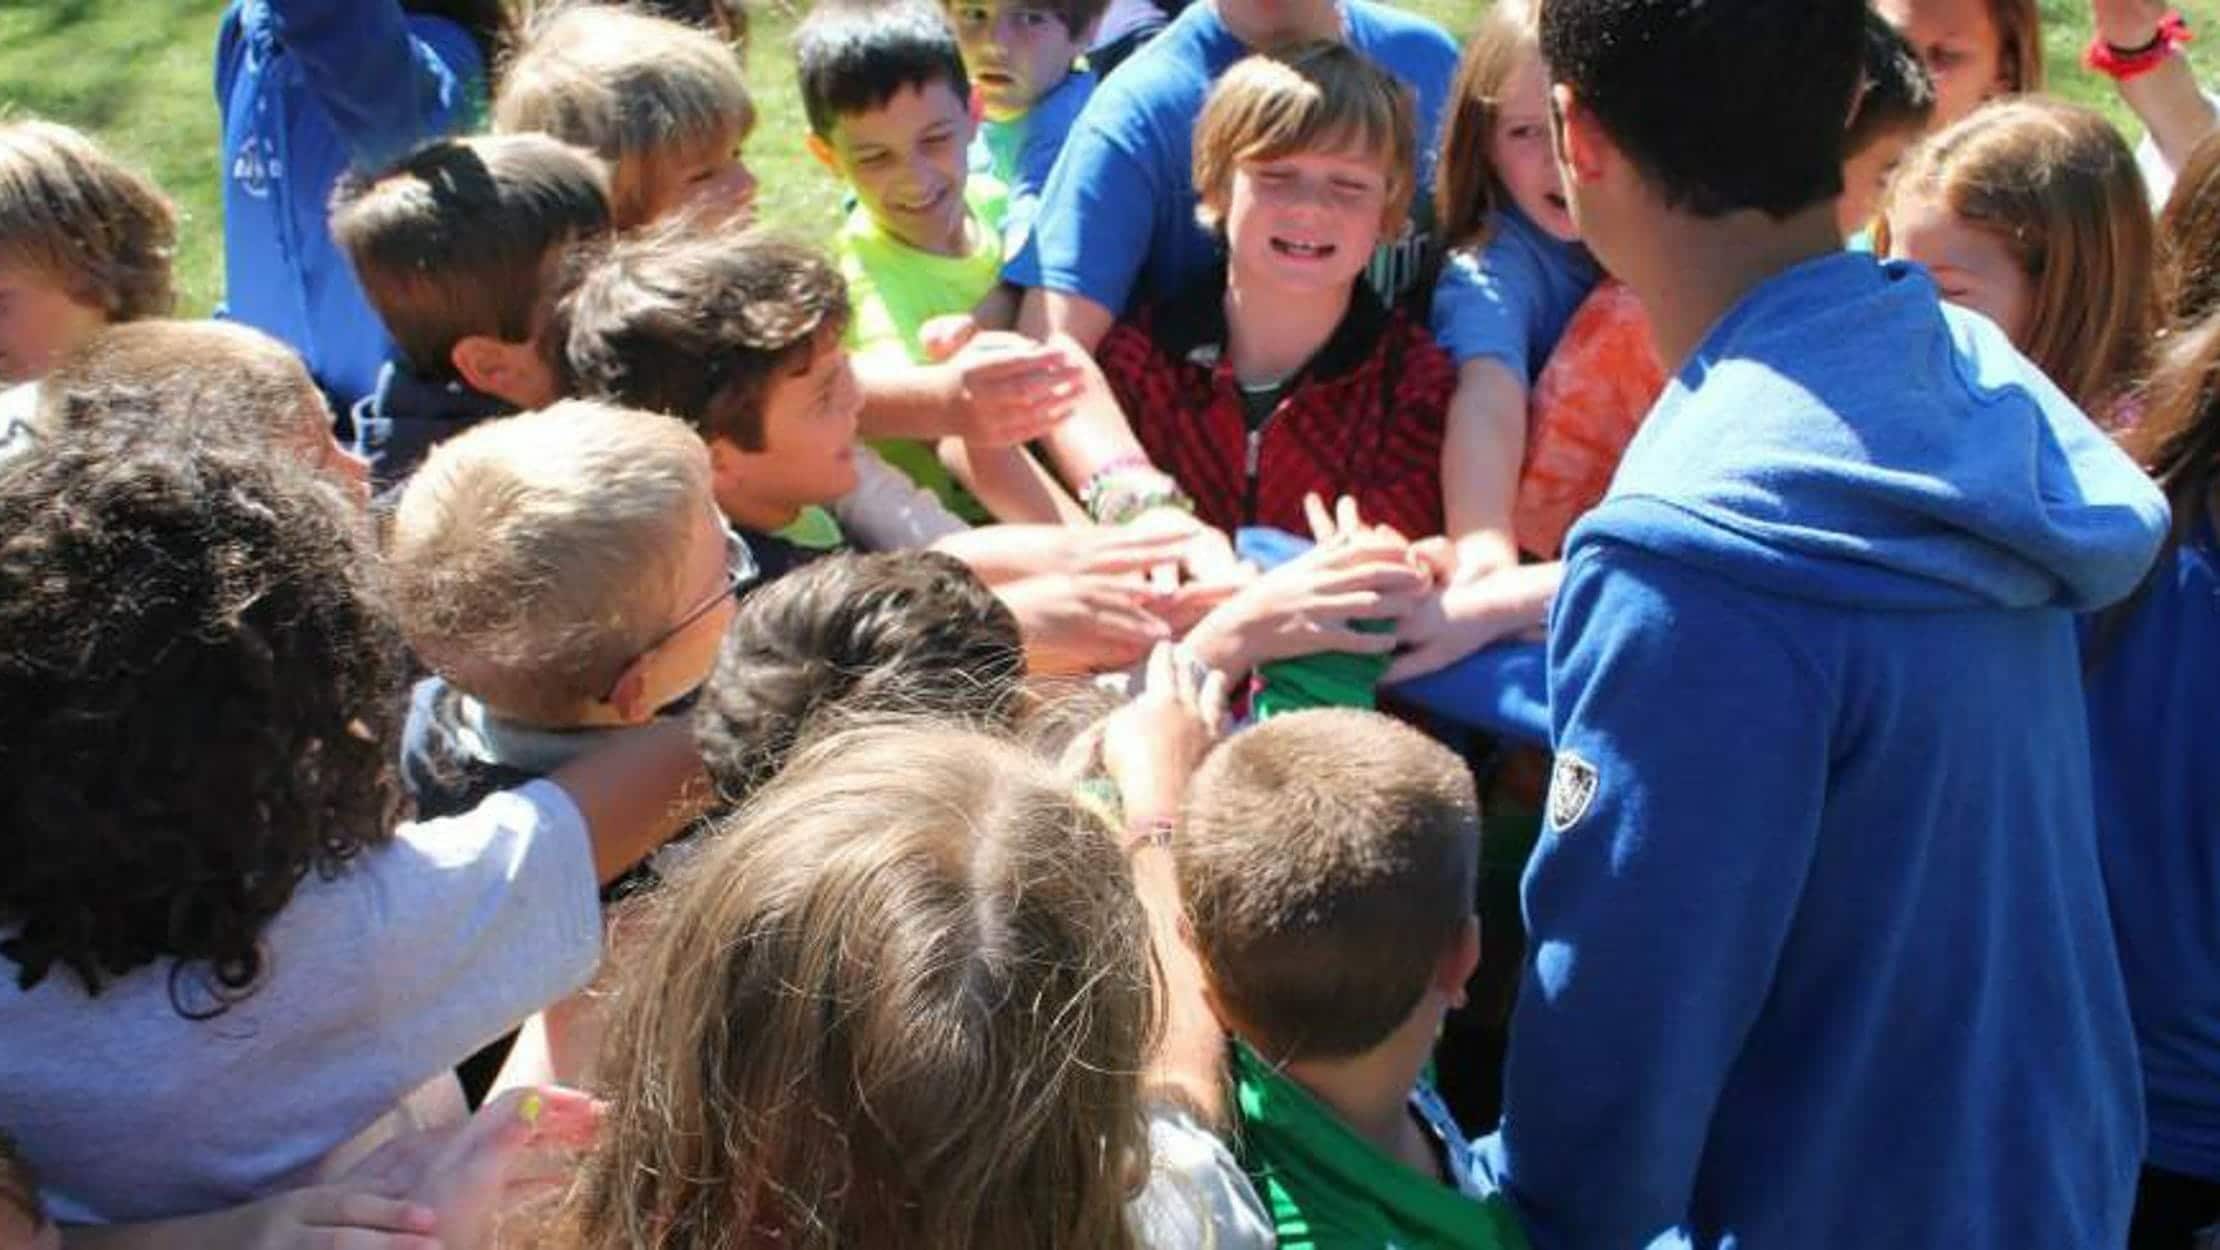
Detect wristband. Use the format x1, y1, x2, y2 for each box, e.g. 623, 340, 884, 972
2085, 11, 2192, 82
1082, 463, 1194, 526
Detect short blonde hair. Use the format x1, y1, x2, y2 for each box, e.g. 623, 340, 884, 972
384, 399, 712, 723
1179, 709, 1480, 1062
563, 722, 1155, 1250
0, 119, 175, 321
1878, 97, 2157, 417
494, 6, 755, 229
1192, 42, 1417, 237
39, 320, 325, 454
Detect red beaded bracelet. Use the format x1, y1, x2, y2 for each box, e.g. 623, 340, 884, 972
2085, 11, 2194, 83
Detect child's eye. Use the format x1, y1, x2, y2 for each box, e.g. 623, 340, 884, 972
1928, 46, 1964, 70
1015, 10, 1054, 27
954, 6, 989, 26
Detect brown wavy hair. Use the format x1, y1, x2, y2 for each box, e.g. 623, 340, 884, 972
560, 722, 1155, 1250
1432, 0, 1535, 252
0, 411, 404, 1014
2160, 131, 2220, 328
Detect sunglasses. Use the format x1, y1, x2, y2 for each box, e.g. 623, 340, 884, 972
601, 523, 758, 704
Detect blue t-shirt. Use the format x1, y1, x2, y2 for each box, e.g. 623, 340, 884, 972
216, 0, 486, 412
2084, 517, 2220, 1183
1013, 0, 1456, 313
971, 66, 1095, 267
1430, 207, 1600, 382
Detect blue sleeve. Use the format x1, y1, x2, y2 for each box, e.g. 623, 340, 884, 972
999, 93, 1081, 269
1017, 112, 1160, 314
1431, 237, 1546, 380
1487, 540, 1830, 1250
266, 0, 485, 170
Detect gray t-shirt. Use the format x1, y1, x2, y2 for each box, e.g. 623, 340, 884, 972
1130, 1101, 1277, 1250
0, 781, 602, 1224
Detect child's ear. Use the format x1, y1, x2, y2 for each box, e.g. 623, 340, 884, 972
605, 660, 656, 725
805, 133, 840, 176
451, 335, 557, 409
1434, 914, 1481, 1005
1551, 83, 1607, 188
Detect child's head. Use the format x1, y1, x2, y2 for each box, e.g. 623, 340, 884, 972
0, 406, 403, 1011
944, 0, 1106, 122
693, 549, 1026, 802
0, 119, 175, 384
386, 400, 738, 727
569, 722, 1153, 1250
1839, 10, 1937, 238
37, 320, 370, 505
1192, 42, 1416, 298
1435, 0, 1576, 250
797, 2, 978, 257
1540, 0, 1864, 269
2160, 131, 2220, 329
1878, 98, 2157, 416
494, 5, 757, 230
1179, 709, 1481, 1063
331, 133, 610, 409
0, 1134, 53, 1250
559, 225, 861, 526
1873, 0, 2042, 130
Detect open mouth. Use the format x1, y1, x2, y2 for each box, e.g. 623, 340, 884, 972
892, 186, 949, 216
1269, 237, 1337, 260
977, 68, 1016, 88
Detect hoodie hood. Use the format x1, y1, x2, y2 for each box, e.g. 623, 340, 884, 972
1568, 253, 2168, 612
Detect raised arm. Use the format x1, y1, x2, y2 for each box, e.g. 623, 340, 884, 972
263, 0, 486, 169
2092, 0, 2217, 175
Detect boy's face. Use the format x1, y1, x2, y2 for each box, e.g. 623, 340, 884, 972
811, 82, 976, 257
720, 335, 863, 516
1883, 192, 2032, 347
1838, 129, 1916, 239
1490, 52, 1579, 243
1873, 0, 2008, 129
640, 121, 760, 229
1221, 144, 1390, 297
0, 267, 107, 385
632, 500, 744, 716
947, 1, 1088, 123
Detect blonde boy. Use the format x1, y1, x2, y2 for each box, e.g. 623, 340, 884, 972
0, 120, 175, 451
494, 5, 757, 231
1179, 709, 1525, 1250
386, 400, 750, 819
330, 133, 613, 482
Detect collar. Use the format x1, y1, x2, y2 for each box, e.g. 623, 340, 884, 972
437, 684, 695, 776
1151, 263, 1393, 387
365, 359, 512, 426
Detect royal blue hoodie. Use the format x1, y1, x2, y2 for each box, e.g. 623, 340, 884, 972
216, 0, 485, 412
1482, 253, 2166, 1250
2085, 517, 2220, 1185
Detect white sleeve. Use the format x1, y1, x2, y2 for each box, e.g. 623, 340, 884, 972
832, 443, 971, 551
1127, 1102, 1277, 1250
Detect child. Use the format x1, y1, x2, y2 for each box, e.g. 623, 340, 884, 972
560, 708, 1272, 1248
1878, 97, 2159, 423
493, 5, 757, 231
1490, 0, 2163, 1247
384, 400, 748, 820
1873, 0, 2042, 128
0, 405, 703, 1222
1841, 10, 1941, 238
693, 548, 1028, 803
217, 0, 506, 413
795, 1, 1015, 522
36, 320, 371, 506
943, 0, 1107, 260
1179, 709, 1526, 1248
0, 119, 176, 440
330, 132, 612, 482
1094, 42, 1455, 543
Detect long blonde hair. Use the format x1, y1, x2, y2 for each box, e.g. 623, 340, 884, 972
1878, 97, 2157, 417
562, 721, 1158, 1250
1432, 0, 1538, 253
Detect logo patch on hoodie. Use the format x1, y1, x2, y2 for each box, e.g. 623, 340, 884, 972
1547, 752, 1599, 833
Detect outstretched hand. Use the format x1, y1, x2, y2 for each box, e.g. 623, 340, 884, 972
1101, 642, 1230, 834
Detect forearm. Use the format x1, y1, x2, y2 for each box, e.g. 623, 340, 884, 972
1443, 359, 1530, 577
2118, 58, 2217, 171
853, 359, 963, 442
930, 522, 1080, 584
943, 441, 1086, 525
1443, 559, 1561, 637
546, 720, 711, 885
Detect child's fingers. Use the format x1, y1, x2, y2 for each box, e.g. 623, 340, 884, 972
1198, 668, 1231, 730
1334, 495, 1365, 537
1308, 625, 1402, 655
1303, 492, 1336, 544
1302, 589, 1427, 619
1143, 640, 1178, 695
294, 1188, 440, 1234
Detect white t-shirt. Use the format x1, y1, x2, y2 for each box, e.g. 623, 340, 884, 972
1129, 1101, 1277, 1249
0, 781, 602, 1224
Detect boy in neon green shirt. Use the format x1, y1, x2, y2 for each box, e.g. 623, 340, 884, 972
1178, 709, 1529, 1250
799, 2, 1023, 523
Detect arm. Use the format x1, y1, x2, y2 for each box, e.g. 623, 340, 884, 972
941, 440, 1087, 524
2094, 0, 2218, 174
1489, 543, 1829, 1250
853, 336, 1083, 447
1442, 358, 1529, 578
832, 443, 972, 551
263, 0, 483, 168
544, 718, 711, 886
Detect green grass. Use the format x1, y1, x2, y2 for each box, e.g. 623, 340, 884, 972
1, 0, 2212, 315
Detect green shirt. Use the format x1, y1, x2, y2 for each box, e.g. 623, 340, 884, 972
835, 177, 1009, 524
1231, 1042, 1528, 1250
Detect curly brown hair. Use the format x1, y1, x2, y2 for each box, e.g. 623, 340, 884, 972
0, 413, 406, 1014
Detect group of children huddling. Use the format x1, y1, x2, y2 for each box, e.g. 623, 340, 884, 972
3, 0, 2220, 1243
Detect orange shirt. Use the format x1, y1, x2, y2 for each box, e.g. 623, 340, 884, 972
1515, 280, 1668, 559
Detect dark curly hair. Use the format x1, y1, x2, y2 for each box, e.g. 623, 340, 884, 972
0, 414, 407, 1015
694, 551, 1026, 803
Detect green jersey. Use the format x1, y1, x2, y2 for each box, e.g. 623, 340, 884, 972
1231, 1041, 1528, 1250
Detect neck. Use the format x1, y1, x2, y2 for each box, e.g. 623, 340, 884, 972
1276, 1000, 1444, 1172
907, 207, 974, 260
714, 479, 802, 535
1224, 268, 1352, 387
1212, 0, 1341, 48
1617, 200, 1843, 368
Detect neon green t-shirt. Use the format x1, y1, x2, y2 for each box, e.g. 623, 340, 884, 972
835, 177, 1009, 524
1231, 1042, 1529, 1250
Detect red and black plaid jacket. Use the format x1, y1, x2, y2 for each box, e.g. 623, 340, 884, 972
1096, 270, 1455, 539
